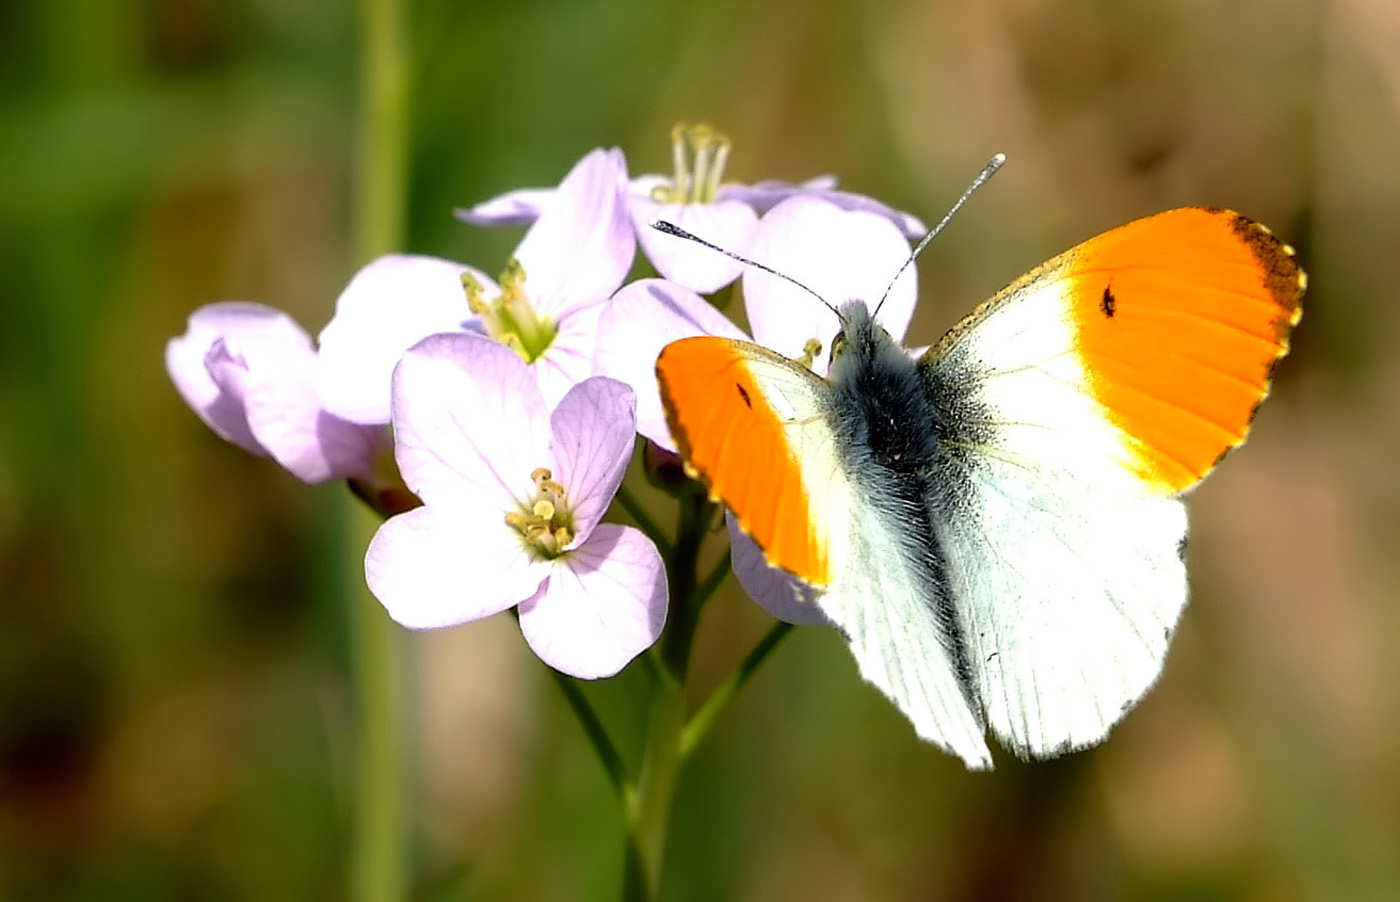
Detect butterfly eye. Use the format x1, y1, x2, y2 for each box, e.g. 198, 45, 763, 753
829, 331, 846, 363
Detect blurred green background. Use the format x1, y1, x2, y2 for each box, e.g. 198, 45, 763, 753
3, 0, 1398, 899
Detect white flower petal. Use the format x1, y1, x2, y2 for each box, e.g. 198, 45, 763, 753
727, 514, 831, 626
549, 378, 636, 542
206, 340, 385, 484
814, 187, 928, 238
317, 254, 491, 425
744, 196, 916, 375
166, 302, 312, 456
632, 198, 758, 294
594, 279, 747, 449
454, 186, 556, 226
518, 524, 666, 678
717, 177, 928, 237
715, 175, 838, 212
513, 148, 635, 318
530, 297, 607, 408
247, 398, 386, 485
366, 506, 547, 629
391, 332, 550, 511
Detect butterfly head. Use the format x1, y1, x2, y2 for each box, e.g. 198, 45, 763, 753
828, 300, 902, 381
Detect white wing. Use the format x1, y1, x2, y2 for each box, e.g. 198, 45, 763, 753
922, 208, 1301, 758
937, 444, 1188, 757
925, 265, 1191, 757
818, 481, 994, 768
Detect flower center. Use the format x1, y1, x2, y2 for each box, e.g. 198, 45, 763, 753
463, 260, 557, 363
651, 122, 731, 205
504, 467, 574, 559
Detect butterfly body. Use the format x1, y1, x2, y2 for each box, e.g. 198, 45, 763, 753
656, 208, 1304, 770
826, 301, 989, 761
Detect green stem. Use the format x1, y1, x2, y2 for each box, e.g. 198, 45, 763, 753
615, 484, 672, 558
347, 500, 407, 902
544, 666, 629, 799
680, 621, 793, 757
355, 0, 408, 262
623, 672, 685, 902
349, 0, 409, 898
660, 494, 716, 679
692, 548, 731, 610
619, 494, 716, 900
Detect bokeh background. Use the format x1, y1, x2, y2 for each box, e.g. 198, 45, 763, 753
3, 0, 1399, 898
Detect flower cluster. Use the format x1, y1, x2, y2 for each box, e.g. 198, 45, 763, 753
166, 125, 925, 677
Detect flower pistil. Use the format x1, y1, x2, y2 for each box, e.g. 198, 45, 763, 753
464, 261, 557, 363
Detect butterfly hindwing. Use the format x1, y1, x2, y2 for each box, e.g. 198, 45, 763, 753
929, 428, 1190, 756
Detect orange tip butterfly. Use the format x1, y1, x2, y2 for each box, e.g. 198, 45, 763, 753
655, 193, 1304, 770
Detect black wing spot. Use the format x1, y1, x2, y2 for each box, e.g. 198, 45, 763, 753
1100, 285, 1118, 318
736, 383, 752, 408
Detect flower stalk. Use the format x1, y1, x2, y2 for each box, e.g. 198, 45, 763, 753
623, 671, 685, 902
350, 0, 409, 896
616, 491, 716, 900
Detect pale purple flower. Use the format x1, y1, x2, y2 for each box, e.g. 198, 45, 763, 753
458, 124, 925, 295
720, 176, 927, 237
166, 302, 392, 485
320, 148, 635, 423
365, 332, 666, 679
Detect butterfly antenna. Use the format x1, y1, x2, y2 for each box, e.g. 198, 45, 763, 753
648, 219, 841, 318
872, 152, 1007, 319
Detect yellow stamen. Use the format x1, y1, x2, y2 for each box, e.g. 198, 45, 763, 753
653, 123, 733, 205
504, 467, 575, 560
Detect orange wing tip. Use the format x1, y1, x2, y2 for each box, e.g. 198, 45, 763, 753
1067, 207, 1304, 493
656, 337, 835, 589
1224, 210, 1307, 321
1225, 209, 1306, 372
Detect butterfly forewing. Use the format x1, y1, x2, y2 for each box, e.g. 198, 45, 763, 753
656, 337, 841, 587
935, 208, 1304, 493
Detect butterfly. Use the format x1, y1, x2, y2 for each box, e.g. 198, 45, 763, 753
654, 206, 1304, 770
